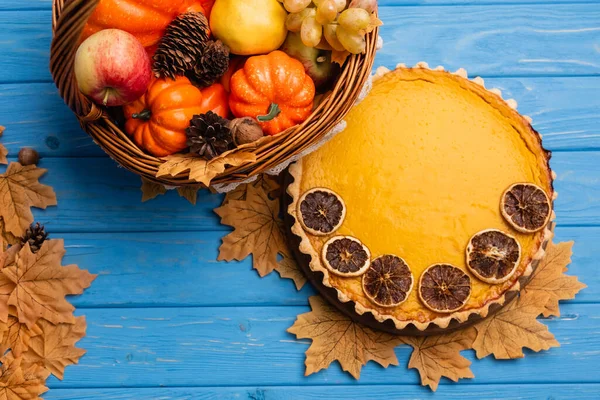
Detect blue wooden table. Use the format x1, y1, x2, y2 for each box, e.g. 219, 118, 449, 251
1, 0, 599, 398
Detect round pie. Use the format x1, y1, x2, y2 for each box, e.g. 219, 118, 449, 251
287, 64, 554, 332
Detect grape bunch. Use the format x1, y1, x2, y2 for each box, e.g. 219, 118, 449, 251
278, 0, 381, 55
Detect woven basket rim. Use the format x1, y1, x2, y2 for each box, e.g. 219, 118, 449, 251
50, 0, 379, 188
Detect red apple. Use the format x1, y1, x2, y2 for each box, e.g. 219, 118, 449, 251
74, 29, 152, 107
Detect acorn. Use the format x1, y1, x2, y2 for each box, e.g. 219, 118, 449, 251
18, 147, 39, 166
229, 117, 264, 146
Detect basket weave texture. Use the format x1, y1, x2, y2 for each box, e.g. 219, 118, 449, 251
50, 0, 378, 188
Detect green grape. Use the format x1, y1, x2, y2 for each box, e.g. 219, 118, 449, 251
286, 8, 315, 32
301, 16, 323, 48
349, 0, 377, 13
283, 0, 311, 13
315, 0, 337, 25
332, 0, 347, 12
323, 24, 345, 51
336, 25, 366, 54
338, 8, 371, 33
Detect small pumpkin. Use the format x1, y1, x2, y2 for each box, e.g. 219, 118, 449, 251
229, 51, 315, 136
124, 76, 203, 157
220, 56, 246, 93
200, 83, 230, 118
82, 0, 206, 49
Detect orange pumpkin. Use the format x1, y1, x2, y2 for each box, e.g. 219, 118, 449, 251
220, 57, 246, 93
124, 76, 203, 157
201, 0, 216, 17
229, 51, 315, 136
82, 0, 206, 49
199, 83, 230, 118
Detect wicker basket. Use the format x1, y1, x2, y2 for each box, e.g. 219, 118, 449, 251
50, 0, 379, 190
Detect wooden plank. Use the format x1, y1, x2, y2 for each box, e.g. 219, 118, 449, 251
43, 384, 600, 400
11, 151, 598, 232
375, 5, 600, 77
59, 226, 593, 309
1, 77, 599, 158
62, 232, 314, 308
1, 5, 600, 83
40, 303, 599, 388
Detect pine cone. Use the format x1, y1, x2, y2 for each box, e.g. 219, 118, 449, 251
186, 111, 234, 160
21, 223, 48, 253
189, 40, 230, 87
153, 12, 209, 79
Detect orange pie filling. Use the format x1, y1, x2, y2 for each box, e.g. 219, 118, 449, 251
291, 67, 553, 326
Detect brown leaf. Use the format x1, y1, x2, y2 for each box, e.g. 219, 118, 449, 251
288, 296, 403, 379
2, 240, 97, 329
157, 152, 257, 187
215, 184, 287, 277
275, 253, 306, 290
0, 126, 7, 165
472, 292, 559, 359
524, 241, 586, 317
0, 220, 19, 250
22, 317, 86, 380
331, 50, 351, 66
0, 316, 42, 357
224, 174, 281, 204
140, 178, 166, 202
177, 186, 202, 205
0, 163, 57, 238
0, 352, 49, 400
401, 329, 476, 391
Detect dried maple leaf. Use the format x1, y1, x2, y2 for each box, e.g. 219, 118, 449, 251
0, 126, 7, 165
22, 317, 86, 380
0, 163, 57, 238
0, 220, 19, 250
401, 328, 476, 391
275, 252, 306, 290
177, 186, 202, 205
215, 184, 287, 277
0, 316, 42, 357
472, 292, 559, 359
156, 152, 257, 187
0, 352, 49, 400
1, 240, 96, 329
224, 174, 281, 204
524, 241, 586, 317
288, 296, 403, 379
331, 50, 351, 66
140, 178, 166, 202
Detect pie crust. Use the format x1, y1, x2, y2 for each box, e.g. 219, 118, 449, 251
287, 63, 556, 332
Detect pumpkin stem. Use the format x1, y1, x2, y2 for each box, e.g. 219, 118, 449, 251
257, 103, 281, 122
132, 109, 152, 121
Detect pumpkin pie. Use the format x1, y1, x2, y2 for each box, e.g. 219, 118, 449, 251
287, 64, 555, 332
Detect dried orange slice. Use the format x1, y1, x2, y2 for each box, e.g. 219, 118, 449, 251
298, 188, 346, 236
418, 264, 471, 313
362, 255, 414, 307
501, 183, 551, 233
466, 229, 521, 284
321, 236, 370, 277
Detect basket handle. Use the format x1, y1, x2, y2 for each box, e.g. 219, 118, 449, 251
50, 0, 102, 122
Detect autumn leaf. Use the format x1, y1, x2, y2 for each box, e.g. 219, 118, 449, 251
401, 329, 476, 391
215, 184, 287, 277
0, 163, 57, 238
157, 152, 257, 187
472, 292, 559, 359
524, 241, 586, 317
288, 296, 403, 379
1, 240, 96, 329
0, 352, 49, 400
0, 126, 7, 165
140, 178, 166, 202
177, 186, 202, 205
0, 316, 42, 357
0, 220, 19, 250
275, 253, 306, 290
22, 317, 86, 380
224, 174, 281, 204
331, 50, 351, 66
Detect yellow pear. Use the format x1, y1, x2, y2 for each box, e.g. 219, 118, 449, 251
210, 0, 288, 56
